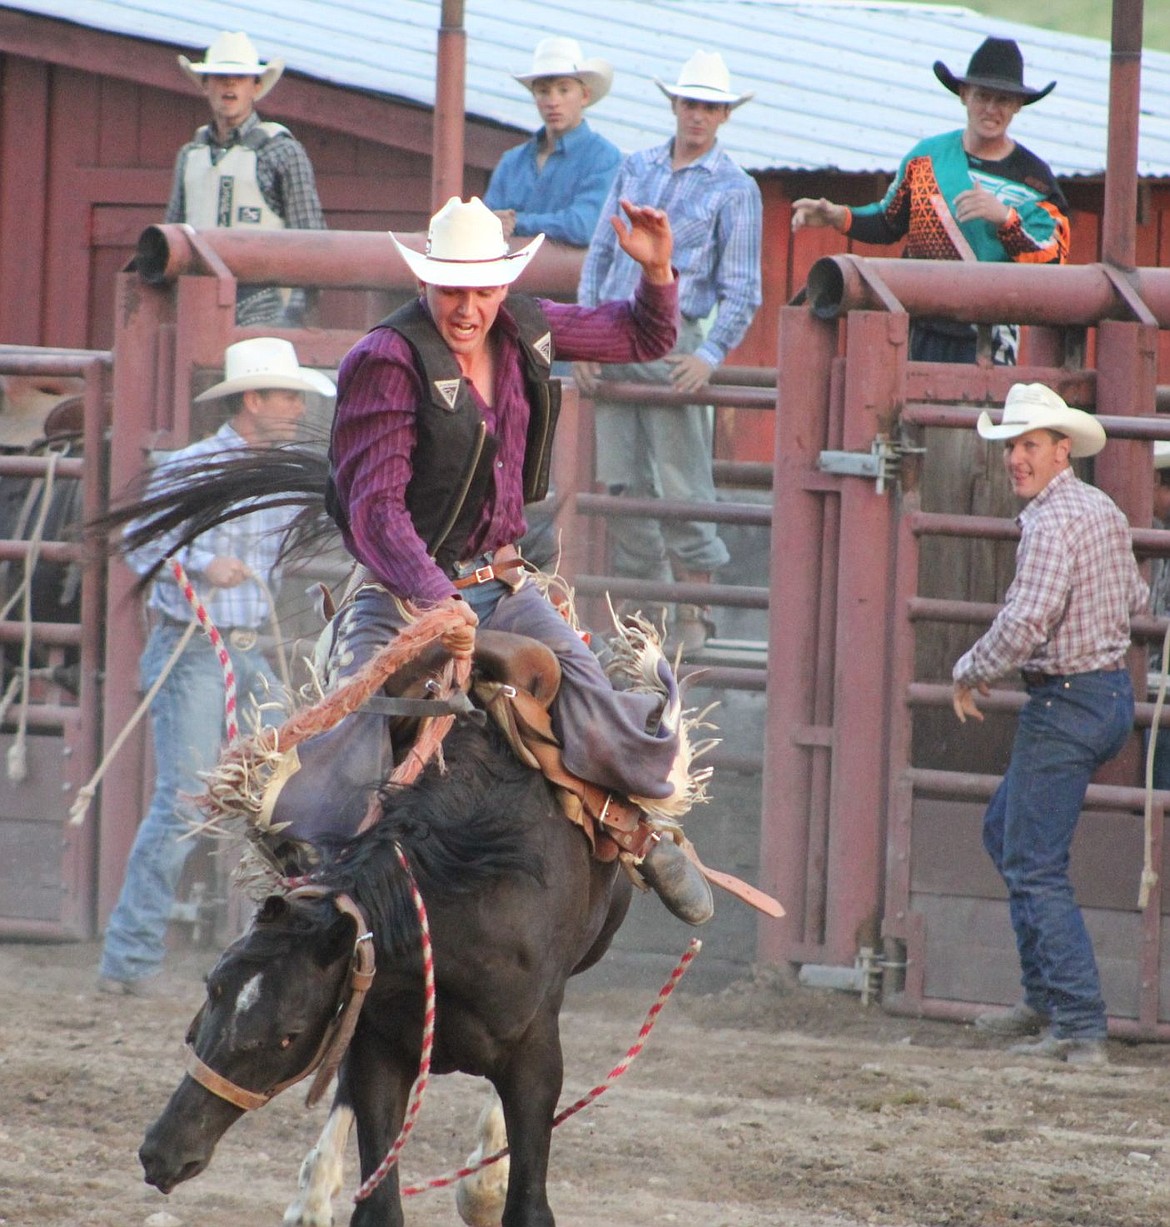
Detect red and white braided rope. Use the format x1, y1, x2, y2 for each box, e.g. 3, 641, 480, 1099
168, 556, 239, 744
353, 842, 437, 1203
396, 936, 702, 1199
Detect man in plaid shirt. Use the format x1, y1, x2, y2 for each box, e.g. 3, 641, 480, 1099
952, 383, 1147, 1066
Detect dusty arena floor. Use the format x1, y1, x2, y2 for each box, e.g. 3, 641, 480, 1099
2, 939, 1169, 1227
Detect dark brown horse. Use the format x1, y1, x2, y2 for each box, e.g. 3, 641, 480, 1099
139, 718, 632, 1227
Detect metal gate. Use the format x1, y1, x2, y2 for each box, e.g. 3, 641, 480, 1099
760, 257, 1170, 1040
0, 347, 109, 939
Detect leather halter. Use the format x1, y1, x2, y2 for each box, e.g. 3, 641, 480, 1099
184, 891, 376, 1113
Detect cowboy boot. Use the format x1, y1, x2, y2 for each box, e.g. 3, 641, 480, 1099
668, 569, 716, 659
638, 837, 714, 926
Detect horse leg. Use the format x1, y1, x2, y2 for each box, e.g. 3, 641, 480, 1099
282, 1090, 356, 1227
496, 1009, 565, 1227
455, 1085, 511, 1227
347, 1035, 411, 1227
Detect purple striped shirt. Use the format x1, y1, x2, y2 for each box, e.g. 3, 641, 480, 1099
953, 466, 1148, 685
331, 276, 678, 602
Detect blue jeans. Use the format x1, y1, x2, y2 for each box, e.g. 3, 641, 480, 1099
982, 669, 1133, 1039
99, 623, 282, 985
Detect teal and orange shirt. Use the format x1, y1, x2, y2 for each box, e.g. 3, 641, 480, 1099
844, 129, 1069, 265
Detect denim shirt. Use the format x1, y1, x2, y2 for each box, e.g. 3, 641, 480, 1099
484, 119, 621, 247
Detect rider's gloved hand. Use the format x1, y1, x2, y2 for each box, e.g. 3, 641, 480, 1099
440, 596, 478, 659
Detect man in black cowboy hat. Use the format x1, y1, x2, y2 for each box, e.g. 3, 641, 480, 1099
792, 37, 1068, 365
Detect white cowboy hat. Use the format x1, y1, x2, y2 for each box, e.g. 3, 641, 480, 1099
1154, 440, 1170, 470
976, 383, 1106, 459
391, 197, 544, 289
193, 338, 336, 403
512, 36, 613, 105
178, 31, 285, 101
655, 50, 754, 109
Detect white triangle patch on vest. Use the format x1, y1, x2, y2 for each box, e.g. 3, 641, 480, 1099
434, 378, 462, 409
533, 332, 552, 365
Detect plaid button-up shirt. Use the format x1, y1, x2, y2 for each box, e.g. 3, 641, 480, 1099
954, 466, 1148, 686
127, 424, 296, 631
578, 138, 762, 369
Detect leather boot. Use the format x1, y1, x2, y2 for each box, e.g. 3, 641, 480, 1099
668, 569, 715, 658
638, 838, 714, 926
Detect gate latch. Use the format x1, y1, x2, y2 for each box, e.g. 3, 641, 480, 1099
818, 435, 924, 495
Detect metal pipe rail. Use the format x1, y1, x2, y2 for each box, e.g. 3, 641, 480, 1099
908, 598, 1170, 644
134, 224, 589, 298
572, 575, 769, 610
905, 766, 1164, 811
908, 681, 1170, 729
592, 379, 774, 411
0, 349, 113, 375
806, 256, 1170, 326
574, 492, 771, 527
0, 455, 85, 480
0, 622, 81, 646
905, 404, 1170, 440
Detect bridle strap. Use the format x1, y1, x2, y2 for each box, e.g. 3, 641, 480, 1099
186, 1045, 274, 1112
305, 893, 376, 1107
184, 892, 376, 1113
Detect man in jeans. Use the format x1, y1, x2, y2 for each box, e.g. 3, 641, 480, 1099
577, 50, 762, 657
952, 383, 1147, 1065
97, 339, 335, 995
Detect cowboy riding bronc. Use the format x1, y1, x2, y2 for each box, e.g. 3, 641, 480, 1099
247, 195, 767, 925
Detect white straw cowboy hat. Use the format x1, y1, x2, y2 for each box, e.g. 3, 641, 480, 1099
178, 31, 285, 101
193, 338, 336, 403
391, 197, 544, 289
655, 50, 754, 109
512, 36, 613, 105
976, 383, 1106, 459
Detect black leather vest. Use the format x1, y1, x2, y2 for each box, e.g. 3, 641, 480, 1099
326, 295, 560, 575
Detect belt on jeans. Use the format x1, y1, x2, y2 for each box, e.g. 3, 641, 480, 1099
154, 610, 259, 650
451, 543, 529, 590
1020, 669, 1063, 687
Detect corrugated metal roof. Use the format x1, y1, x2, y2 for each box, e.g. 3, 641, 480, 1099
4, 0, 1170, 177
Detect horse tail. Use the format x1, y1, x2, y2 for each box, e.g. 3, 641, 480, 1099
87, 444, 333, 587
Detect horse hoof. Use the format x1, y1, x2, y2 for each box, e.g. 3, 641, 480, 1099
455, 1090, 509, 1227
639, 839, 714, 926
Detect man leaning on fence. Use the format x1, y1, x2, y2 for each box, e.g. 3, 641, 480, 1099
576, 50, 762, 657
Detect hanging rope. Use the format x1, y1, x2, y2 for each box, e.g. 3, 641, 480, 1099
355, 930, 701, 1202
1139, 620, 1170, 908
68, 618, 198, 826
168, 556, 239, 745
353, 843, 437, 1203
245, 566, 292, 696
5, 450, 60, 782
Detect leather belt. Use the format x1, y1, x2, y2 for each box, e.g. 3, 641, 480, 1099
153, 609, 259, 650
1020, 669, 1062, 688
451, 543, 529, 590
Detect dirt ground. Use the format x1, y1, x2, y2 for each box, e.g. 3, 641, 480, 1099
2, 938, 1169, 1227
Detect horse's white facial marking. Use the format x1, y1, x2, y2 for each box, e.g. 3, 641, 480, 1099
234, 972, 265, 1017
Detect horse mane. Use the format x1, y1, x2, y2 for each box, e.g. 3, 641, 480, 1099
309, 721, 549, 957
86, 443, 335, 588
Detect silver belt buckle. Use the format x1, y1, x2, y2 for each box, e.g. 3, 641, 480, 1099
228, 628, 258, 651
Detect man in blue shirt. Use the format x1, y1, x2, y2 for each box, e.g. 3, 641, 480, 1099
97, 338, 335, 996
484, 36, 621, 248
577, 50, 762, 656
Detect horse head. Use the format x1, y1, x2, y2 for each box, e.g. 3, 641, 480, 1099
140, 892, 363, 1193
